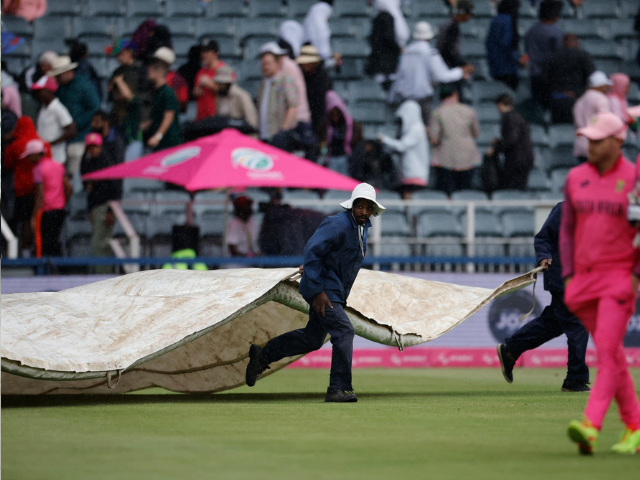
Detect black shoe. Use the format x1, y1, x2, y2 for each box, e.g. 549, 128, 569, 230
325, 388, 358, 403
245, 344, 270, 387
561, 380, 591, 392
497, 344, 515, 384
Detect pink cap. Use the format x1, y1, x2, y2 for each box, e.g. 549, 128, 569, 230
576, 112, 627, 141
31, 75, 58, 92
20, 139, 45, 158
627, 105, 640, 119
85, 133, 103, 146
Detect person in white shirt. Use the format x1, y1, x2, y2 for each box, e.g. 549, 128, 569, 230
227, 195, 261, 257
389, 21, 474, 124
302, 1, 342, 68
31, 75, 76, 165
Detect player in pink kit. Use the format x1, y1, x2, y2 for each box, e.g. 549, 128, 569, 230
560, 112, 640, 455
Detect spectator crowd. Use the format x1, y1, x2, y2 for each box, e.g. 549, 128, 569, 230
2, 0, 640, 262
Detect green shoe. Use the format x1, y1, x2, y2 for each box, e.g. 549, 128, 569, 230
611, 428, 640, 454
568, 419, 599, 455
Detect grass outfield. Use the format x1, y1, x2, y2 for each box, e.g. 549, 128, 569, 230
2, 368, 639, 480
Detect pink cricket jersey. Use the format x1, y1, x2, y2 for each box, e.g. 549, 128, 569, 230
560, 155, 640, 278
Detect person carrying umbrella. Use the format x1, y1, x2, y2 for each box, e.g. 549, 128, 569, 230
245, 183, 385, 403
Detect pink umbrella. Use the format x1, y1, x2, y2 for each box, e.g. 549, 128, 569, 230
83, 129, 361, 191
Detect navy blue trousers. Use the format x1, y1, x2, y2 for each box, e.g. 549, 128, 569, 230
505, 292, 589, 383
261, 302, 355, 391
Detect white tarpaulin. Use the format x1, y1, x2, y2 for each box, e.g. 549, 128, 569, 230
1, 268, 539, 395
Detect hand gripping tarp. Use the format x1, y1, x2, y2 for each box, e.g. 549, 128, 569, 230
1, 268, 540, 395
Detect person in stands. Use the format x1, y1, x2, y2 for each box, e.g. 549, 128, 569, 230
573, 71, 611, 164
214, 65, 258, 130
325, 90, 353, 177
193, 39, 226, 121
26, 139, 72, 257
226, 195, 261, 258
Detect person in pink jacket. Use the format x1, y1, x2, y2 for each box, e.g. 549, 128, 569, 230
560, 112, 640, 455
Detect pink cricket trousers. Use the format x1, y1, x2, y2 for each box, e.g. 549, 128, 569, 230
565, 268, 640, 430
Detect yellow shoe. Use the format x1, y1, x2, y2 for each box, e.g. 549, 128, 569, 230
611, 427, 640, 454
567, 419, 599, 455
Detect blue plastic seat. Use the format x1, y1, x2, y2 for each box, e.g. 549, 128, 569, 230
472, 82, 515, 105
548, 125, 576, 148
526, 168, 551, 192
502, 212, 535, 237
380, 213, 411, 237
196, 18, 237, 39
238, 18, 280, 40
46, 0, 81, 16
550, 168, 571, 193
545, 145, 578, 172
413, 1, 450, 19
165, 0, 203, 17
334, 1, 371, 18
2, 15, 33, 38
417, 212, 463, 238
34, 17, 71, 39
583, 2, 620, 18
88, 0, 125, 16
250, 0, 286, 17
580, 39, 623, 60
289, 0, 316, 19
350, 80, 387, 103
333, 38, 371, 59
461, 211, 502, 237
492, 190, 534, 216
212, 0, 248, 18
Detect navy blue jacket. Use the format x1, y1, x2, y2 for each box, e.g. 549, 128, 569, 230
299, 211, 370, 305
534, 202, 564, 293
486, 14, 521, 78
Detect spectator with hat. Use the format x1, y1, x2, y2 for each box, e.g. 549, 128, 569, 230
389, 21, 473, 124
193, 39, 226, 121
525, 0, 564, 106
214, 65, 258, 130
107, 38, 143, 131
142, 53, 182, 152
155, 47, 189, 114
17, 50, 57, 94
49, 55, 101, 181
80, 133, 122, 271
2, 117, 52, 257
70, 41, 103, 100
227, 195, 261, 258
573, 71, 612, 164
26, 139, 72, 258
296, 45, 333, 143
32, 75, 76, 165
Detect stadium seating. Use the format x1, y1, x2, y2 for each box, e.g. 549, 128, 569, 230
380, 213, 411, 237
46, 0, 81, 17
165, 0, 202, 18
417, 213, 463, 238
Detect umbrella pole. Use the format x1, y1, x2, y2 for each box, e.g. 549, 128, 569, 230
222, 189, 229, 258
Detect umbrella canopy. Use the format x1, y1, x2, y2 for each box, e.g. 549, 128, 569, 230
83, 129, 361, 192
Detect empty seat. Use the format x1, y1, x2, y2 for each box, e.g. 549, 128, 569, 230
68, 193, 88, 221
595, 59, 622, 76
350, 80, 387, 103
238, 17, 280, 40
472, 82, 515, 104
113, 213, 147, 238
154, 191, 191, 216
581, 39, 623, 60
548, 125, 575, 148
349, 104, 389, 125
290, 0, 316, 18
330, 18, 362, 38
334, 1, 370, 17
550, 168, 571, 193
46, 0, 81, 16
559, 19, 608, 39
410, 190, 450, 216
529, 125, 549, 147
413, 1, 450, 18
243, 37, 275, 59
31, 39, 67, 61
73, 17, 118, 39
375, 189, 402, 213
163, 18, 199, 38
452, 190, 491, 215
426, 239, 465, 258
196, 18, 237, 39
476, 105, 501, 123
83, 37, 113, 58
333, 38, 371, 59
461, 212, 502, 237
474, 241, 506, 258
472, 0, 495, 18
461, 40, 486, 60
121, 192, 150, 216
147, 214, 186, 238
379, 242, 412, 257
329, 59, 365, 81
88, 0, 125, 16
34, 17, 70, 39
417, 213, 463, 237
126, 0, 162, 17
199, 212, 226, 237
165, 0, 202, 17
250, 0, 286, 17
545, 145, 578, 172
502, 212, 535, 237
3, 15, 33, 38
492, 190, 533, 215
172, 38, 197, 57
380, 213, 411, 237
65, 220, 93, 256
212, 0, 248, 17
583, 2, 620, 18
216, 37, 242, 59
526, 168, 551, 192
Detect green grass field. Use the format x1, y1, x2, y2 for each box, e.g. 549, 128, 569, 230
2, 368, 639, 480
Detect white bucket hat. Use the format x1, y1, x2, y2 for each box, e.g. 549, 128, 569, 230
339, 183, 386, 217
47, 56, 77, 77
413, 21, 434, 41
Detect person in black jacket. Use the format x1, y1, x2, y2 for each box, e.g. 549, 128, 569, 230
486, 93, 534, 190
497, 202, 590, 392
80, 133, 122, 273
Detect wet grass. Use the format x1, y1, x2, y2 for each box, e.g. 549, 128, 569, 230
2, 368, 639, 480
